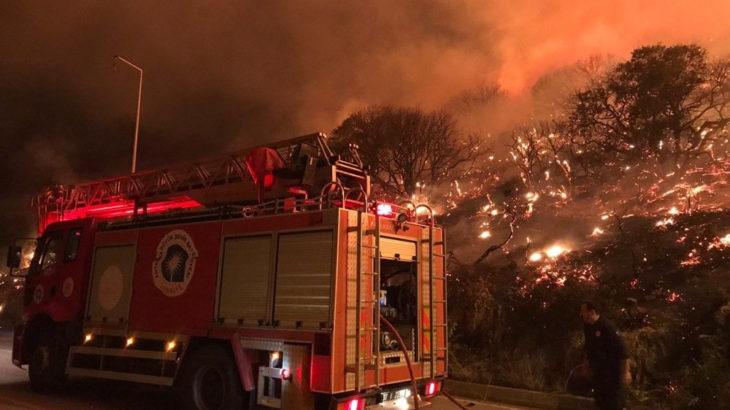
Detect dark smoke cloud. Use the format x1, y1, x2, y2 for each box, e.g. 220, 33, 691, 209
2, 1, 730, 244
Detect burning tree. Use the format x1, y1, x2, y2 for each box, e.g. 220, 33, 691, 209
508, 121, 573, 201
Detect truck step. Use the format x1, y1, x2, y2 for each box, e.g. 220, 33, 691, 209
69, 346, 177, 361
66, 367, 174, 386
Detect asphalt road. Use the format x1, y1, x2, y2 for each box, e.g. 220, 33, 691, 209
0, 329, 531, 410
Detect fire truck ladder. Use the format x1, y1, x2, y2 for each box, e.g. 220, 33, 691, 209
32, 132, 370, 233
418, 205, 447, 378
353, 203, 381, 391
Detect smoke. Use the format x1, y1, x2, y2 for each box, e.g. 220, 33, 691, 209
2, 1, 730, 243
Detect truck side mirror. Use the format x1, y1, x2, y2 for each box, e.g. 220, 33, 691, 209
6, 245, 21, 268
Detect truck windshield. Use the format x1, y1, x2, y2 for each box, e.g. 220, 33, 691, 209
28, 233, 61, 276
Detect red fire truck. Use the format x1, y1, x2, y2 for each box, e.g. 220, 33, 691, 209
6, 133, 447, 409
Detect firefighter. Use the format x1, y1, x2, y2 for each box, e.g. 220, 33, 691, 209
580, 301, 631, 410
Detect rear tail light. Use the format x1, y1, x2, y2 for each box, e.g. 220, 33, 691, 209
346, 397, 364, 410
424, 380, 440, 397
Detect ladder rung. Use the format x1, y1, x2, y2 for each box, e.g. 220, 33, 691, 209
359, 327, 378, 332
337, 169, 367, 179
360, 272, 378, 276
364, 229, 377, 235
433, 253, 445, 258
433, 324, 448, 327
433, 300, 446, 303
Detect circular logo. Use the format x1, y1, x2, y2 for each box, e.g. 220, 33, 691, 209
62, 277, 74, 298
98, 266, 123, 310
152, 229, 198, 297
33, 285, 44, 304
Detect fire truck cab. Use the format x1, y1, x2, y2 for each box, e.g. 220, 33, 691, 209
8, 133, 447, 410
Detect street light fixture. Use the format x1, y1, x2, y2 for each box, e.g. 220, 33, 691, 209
113, 55, 143, 173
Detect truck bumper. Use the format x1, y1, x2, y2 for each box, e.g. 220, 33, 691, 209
12, 324, 25, 368
333, 379, 444, 410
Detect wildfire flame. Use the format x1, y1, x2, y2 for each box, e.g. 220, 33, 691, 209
707, 233, 730, 250
590, 227, 604, 237
545, 245, 569, 259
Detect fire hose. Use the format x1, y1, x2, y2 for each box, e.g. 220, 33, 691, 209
379, 315, 467, 410
379, 315, 420, 410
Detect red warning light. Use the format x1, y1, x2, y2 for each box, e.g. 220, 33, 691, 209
346, 397, 363, 410
425, 380, 439, 397
376, 203, 394, 217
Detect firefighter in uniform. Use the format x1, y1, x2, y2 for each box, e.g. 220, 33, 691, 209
580, 301, 631, 410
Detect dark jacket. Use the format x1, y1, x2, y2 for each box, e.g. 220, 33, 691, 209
584, 315, 628, 389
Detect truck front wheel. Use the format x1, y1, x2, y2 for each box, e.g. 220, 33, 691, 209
28, 334, 67, 393
180, 345, 246, 410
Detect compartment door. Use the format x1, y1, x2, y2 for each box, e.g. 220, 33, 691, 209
380, 237, 417, 261
218, 235, 273, 326
87, 244, 135, 325
274, 231, 333, 329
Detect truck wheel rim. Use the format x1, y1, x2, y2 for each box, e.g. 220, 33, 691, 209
193, 365, 226, 410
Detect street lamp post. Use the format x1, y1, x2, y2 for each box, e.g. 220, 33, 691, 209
114, 55, 143, 173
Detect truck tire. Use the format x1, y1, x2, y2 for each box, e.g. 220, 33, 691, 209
28, 333, 67, 394
180, 344, 246, 410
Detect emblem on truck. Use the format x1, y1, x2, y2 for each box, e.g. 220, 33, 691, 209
152, 229, 199, 297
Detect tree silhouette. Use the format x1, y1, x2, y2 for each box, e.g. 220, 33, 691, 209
569, 44, 730, 177
332, 105, 477, 197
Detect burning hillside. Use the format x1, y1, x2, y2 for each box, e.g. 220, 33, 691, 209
435, 44, 730, 409
448, 207, 730, 408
